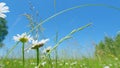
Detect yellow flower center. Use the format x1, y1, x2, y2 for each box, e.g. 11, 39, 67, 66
20, 37, 28, 43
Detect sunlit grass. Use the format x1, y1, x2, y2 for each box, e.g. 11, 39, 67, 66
1, 56, 120, 68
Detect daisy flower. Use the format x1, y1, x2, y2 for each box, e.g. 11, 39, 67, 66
0, 2, 9, 18
13, 32, 32, 43
43, 46, 52, 53
31, 39, 49, 49
13, 33, 33, 67
30, 39, 49, 66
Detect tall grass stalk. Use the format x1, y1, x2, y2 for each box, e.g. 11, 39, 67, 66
54, 0, 56, 11
5, 42, 19, 58
47, 23, 92, 56
54, 32, 58, 68
53, 1, 58, 67
37, 23, 91, 68
27, 4, 120, 35
48, 54, 52, 68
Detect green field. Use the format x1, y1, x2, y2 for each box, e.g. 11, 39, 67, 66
1, 56, 120, 68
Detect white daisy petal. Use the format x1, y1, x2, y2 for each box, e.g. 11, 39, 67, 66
0, 13, 6, 18
0, 2, 9, 18
0, 2, 6, 7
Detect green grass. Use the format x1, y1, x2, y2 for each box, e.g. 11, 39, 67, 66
1, 56, 120, 68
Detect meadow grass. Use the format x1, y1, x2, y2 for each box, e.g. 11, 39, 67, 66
1, 56, 120, 68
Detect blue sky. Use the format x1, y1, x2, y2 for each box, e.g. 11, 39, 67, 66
1, 0, 120, 57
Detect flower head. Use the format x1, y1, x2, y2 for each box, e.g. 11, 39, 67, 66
43, 46, 52, 53
31, 39, 49, 49
13, 32, 32, 43
0, 2, 9, 18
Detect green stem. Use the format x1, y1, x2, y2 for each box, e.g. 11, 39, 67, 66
54, 32, 58, 68
36, 48, 39, 66
55, 49, 58, 68
48, 54, 52, 68
22, 43, 25, 68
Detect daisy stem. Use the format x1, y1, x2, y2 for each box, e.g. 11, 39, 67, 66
22, 42, 25, 68
36, 48, 39, 66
